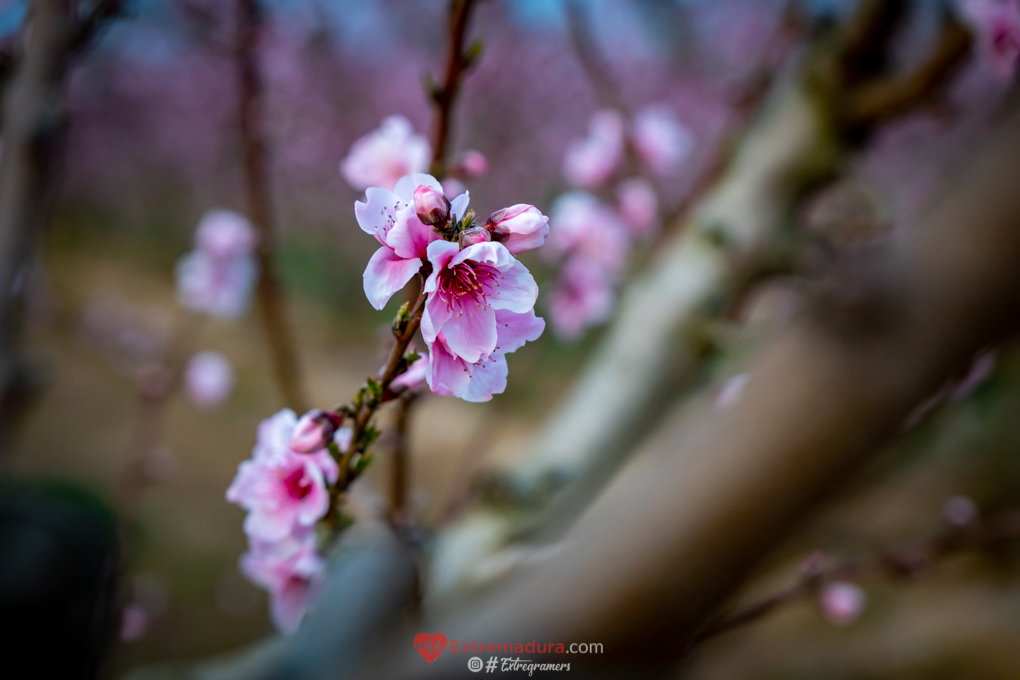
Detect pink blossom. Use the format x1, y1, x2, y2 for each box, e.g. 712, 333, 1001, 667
958, 0, 1020, 78
119, 603, 148, 642
562, 109, 625, 188
240, 529, 324, 634
715, 373, 750, 410
184, 350, 234, 409
943, 496, 979, 526
175, 250, 257, 319
195, 209, 256, 259
461, 149, 488, 177
616, 178, 659, 236
391, 352, 430, 392
819, 581, 866, 627
633, 105, 694, 177
289, 409, 342, 453
426, 310, 545, 402
486, 204, 550, 255
547, 258, 615, 340
340, 115, 431, 191
414, 185, 451, 226
226, 409, 339, 542
356, 173, 470, 310
421, 240, 539, 364
442, 177, 467, 198
546, 192, 630, 274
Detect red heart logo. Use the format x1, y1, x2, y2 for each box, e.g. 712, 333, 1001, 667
414, 632, 448, 664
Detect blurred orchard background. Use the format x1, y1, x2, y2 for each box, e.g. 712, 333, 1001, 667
6, 0, 1020, 678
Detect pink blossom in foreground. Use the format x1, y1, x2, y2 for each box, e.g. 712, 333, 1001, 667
633, 105, 694, 176
562, 109, 625, 188
340, 115, 431, 191
226, 409, 340, 542
391, 352, 430, 392
240, 529, 325, 634
421, 240, 539, 364
175, 250, 258, 319
414, 185, 451, 226
546, 192, 630, 274
426, 310, 545, 402
958, 0, 1020, 78
486, 204, 550, 254
184, 350, 234, 409
616, 178, 659, 236
195, 209, 256, 259
356, 173, 470, 310
819, 581, 866, 627
546, 258, 615, 340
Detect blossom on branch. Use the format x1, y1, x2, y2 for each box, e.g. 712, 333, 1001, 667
563, 109, 626, 188
341, 115, 431, 191
633, 105, 694, 177
240, 528, 325, 634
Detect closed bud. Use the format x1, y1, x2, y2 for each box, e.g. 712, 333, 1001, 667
460, 226, 491, 248
414, 185, 451, 226
486, 204, 549, 254
290, 409, 342, 453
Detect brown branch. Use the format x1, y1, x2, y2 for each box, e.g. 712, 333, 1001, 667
236, 0, 308, 413
388, 391, 417, 523
692, 509, 1020, 645
428, 0, 480, 178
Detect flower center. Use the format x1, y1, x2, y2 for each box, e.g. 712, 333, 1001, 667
436, 262, 500, 310
282, 467, 313, 500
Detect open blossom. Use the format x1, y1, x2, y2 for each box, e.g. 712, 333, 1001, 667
633, 105, 694, 176
616, 178, 659, 236
546, 192, 630, 274
356, 173, 470, 310
184, 350, 234, 409
240, 528, 324, 634
547, 258, 615, 340
340, 115, 431, 191
226, 409, 341, 542
421, 240, 539, 364
426, 310, 545, 402
563, 109, 625, 188
958, 0, 1020, 77
195, 209, 256, 259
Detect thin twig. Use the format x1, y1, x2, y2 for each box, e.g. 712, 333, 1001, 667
692, 510, 1020, 646
236, 0, 308, 413
428, 0, 480, 178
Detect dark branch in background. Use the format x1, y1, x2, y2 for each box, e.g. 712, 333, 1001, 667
236, 0, 308, 413
0, 0, 127, 463
427, 0, 480, 178
692, 508, 1020, 646
563, 0, 628, 113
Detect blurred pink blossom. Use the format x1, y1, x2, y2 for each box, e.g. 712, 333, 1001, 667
289, 409, 342, 453
240, 528, 325, 634
616, 178, 659, 236
442, 177, 467, 198
356, 173, 469, 310
819, 581, 866, 627
391, 352, 430, 392
486, 204, 550, 254
119, 603, 148, 642
562, 109, 626, 188
461, 149, 488, 177
195, 209, 256, 259
421, 240, 539, 364
944, 495, 979, 526
175, 251, 258, 320
184, 350, 235, 409
340, 115, 431, 191
226, 409, 340, 542
547, 258, 616, 340
546, 192, 630, 274
958, 0, 1020, 78
715, 373, 750, 410
633, 105, 694, 177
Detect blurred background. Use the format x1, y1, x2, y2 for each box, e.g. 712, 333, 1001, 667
4, 0, 1020, 677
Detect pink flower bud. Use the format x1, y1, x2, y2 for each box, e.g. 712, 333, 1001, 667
290, 409, 341, 453
819, 581, 866, 627
487, 204, 549, 254
414, 185, 451, 226
460, 226, 491, 248
461, 149, 488, 177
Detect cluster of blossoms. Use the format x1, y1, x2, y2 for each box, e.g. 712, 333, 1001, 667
227, 408, 352, 632
957, 0, 1020, 78
546, 106, 694, 339
229, 164, 548, 633
175, 209, 258, 320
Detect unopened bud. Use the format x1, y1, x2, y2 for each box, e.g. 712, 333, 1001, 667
414, 185, 450, 226
290, 409, 342, 453
485, 204, 548, 254
460, 226, 491, 248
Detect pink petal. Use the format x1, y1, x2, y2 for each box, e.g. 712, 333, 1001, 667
461, 354, 509, 402
425, 338, 472, 397
355, 187, 404, 241
387, 205, 436, 260
442, 302, 497, 364
393, 173, 443, 203
494, 309, 546, 354
363, 246, 422, 310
